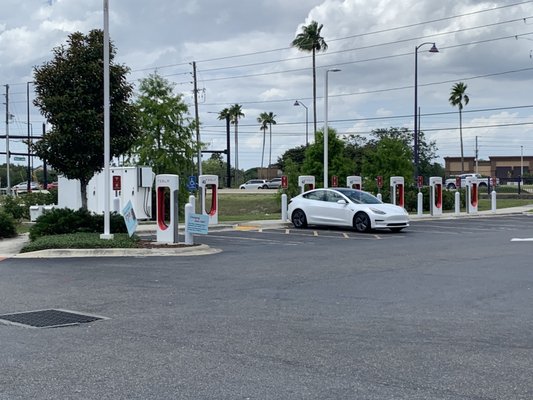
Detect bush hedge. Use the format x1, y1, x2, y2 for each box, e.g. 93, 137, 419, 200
29, 208, 127, 241
0, 211, 17, 238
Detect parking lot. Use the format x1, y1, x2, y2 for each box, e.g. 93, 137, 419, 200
1, 215, 532, 399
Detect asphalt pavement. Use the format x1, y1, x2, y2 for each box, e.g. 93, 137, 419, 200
1, 204, 532, 259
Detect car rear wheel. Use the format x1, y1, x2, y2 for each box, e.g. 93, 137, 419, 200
291, 209, 308, 229
261, 184, 268, 189
353, 212, 371, 233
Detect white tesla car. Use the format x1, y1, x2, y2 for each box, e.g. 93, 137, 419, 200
287, 188, 409, 233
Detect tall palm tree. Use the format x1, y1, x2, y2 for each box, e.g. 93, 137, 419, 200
291, 20, 328, 142
229, 104, 245, 183
449, 82, 470, 174
257, 112, 277, 170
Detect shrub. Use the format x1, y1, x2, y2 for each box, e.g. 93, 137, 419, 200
29, 208, 127, 241
1, 195, 26, 220
0, 211, 17, 238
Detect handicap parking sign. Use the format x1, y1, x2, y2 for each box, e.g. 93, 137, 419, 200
187, 175, 198, 191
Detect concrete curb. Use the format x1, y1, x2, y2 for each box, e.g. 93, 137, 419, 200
13, 244, 221, 258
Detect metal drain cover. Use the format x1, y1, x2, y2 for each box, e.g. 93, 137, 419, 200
0, 309, 107, 328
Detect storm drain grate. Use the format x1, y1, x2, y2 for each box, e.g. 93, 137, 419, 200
0, 309, 106, 328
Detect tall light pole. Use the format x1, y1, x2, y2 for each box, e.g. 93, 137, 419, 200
324, 68, 341, 188
100, 0, 113, 240
414, 42, 438, 181
294, 100, 309, 146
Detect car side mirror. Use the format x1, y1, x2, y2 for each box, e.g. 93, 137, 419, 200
337, 199, 348, 205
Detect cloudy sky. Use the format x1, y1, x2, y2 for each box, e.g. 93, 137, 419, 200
1, 0, 533, 173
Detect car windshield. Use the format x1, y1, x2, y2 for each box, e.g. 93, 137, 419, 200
335, 188, 382, 204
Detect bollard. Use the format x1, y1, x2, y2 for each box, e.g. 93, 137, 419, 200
491, 190, 497, 213
377, 193, 382, 202
184, 203, 193, 245
455, 191, 461, 215
417, 192, 423, 216
281, 194, 288, 221
189, 195, 196, 213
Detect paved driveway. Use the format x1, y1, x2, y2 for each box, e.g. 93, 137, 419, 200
0, 215, 532, 399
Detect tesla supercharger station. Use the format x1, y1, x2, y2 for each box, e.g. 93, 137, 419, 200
199, 174, 219, 225
429, 176, 443, 216
465, 176, 479, 214
390, 176, 405, 207
156, 174, 179, 243
298, 175, 315, 193
347, 175, 362, 189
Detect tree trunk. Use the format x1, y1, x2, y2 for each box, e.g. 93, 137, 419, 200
459, 109, 464, 174
312, 48, 317, 141
261, 129, 265, 170
80, 178, 88, 210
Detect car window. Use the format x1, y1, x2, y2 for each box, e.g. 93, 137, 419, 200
325, 191, 344, 203
303, 190, 325, 201
335, 188, 382, 204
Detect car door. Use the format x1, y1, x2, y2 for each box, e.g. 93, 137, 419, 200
302, 190, 326, 225
322, 190, 352, 226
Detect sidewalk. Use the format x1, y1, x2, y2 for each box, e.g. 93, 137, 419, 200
1, 205, 532, 259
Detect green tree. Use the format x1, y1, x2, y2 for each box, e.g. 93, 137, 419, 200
291, 21, 328, 140
257, 111, 277, 168
277, 145, 307, 171
361, 132, 414, 195
32, 29, 139, 209
229, 104, 245, 183
129, 73, 195, 176
449, 82, 470, 174
302, 128, 354, 187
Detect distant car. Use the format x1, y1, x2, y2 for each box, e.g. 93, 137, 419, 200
266, 177, 282, 189
12, 181, 40, 193
287, 187, 409, 233
239, 179, 268, 189
46, 181, 59, 190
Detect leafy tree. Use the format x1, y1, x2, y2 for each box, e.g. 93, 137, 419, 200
361, 131, 414, 194
257, 111, 277, 168
277, 145, 307, 171
32, 29, 139, 209
449, 82, 470, 174
302, 128, 354, 187
291, 21, 328, 140
129, 73, 195, 176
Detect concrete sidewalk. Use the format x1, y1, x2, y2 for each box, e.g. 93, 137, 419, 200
1, 205, 532, 259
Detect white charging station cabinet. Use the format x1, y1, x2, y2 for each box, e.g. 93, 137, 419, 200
199, 174, 219, 225
347, 175, 362, 189
156, 174, 179, 244
298, 175, 315, 193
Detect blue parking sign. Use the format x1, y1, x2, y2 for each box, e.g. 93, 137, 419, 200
187, 175, 198, 191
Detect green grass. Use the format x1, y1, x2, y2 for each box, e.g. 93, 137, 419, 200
477, 198, 533, 211
210, 193, 281, 222
21, 232, 139, 253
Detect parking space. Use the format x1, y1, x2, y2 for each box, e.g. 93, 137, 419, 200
199, 215, 533, 246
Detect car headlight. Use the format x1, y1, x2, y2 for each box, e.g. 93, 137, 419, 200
369, 207, 386, 215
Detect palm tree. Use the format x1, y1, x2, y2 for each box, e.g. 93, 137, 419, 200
229, 104, 245, 183
257, 112, 277, 171
449, 82, 470, 174
291, 21, 328, 142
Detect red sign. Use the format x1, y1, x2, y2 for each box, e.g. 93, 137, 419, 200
455, 176, 461, 189
491, 177, 497, 187
281, 175, 288, 189
376, 176, 383, 188
112, 175, 121, 191
331, 175, 338, 187
417, 175, 423, 188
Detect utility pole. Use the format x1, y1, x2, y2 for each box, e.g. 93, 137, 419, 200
475, 136, 479, 174
192, 61, 202, 177
27, 82, 31, 191
4, 84, 10, 192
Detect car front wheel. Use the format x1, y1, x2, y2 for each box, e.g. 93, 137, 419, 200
291, 209, 308, 229
353, 212, 371, 233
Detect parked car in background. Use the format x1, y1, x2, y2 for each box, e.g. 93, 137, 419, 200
266, 177, 282, 189
46, 181, 59, 190
239, 179, 268, 189
288, 188, 409, 233
12, 181, 40, 193
444, 173, 498, 190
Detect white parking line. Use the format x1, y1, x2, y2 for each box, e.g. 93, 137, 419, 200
342, 233, 349, 239
313, 231, 318, 236
510, 238, 533, 242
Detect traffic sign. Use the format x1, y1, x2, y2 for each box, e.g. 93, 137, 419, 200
187, 175, 198, 192
13, 156, 25, 161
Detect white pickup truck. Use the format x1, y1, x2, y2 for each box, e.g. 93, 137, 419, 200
444, 173, 497, 190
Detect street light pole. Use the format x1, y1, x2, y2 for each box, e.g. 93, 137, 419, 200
324, 69, 341, 188
521, 145, 524, 183
414, 42, 438, 181
294, 100, 309, 146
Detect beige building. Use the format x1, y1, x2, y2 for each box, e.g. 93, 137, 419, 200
444, 156, 532, 179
